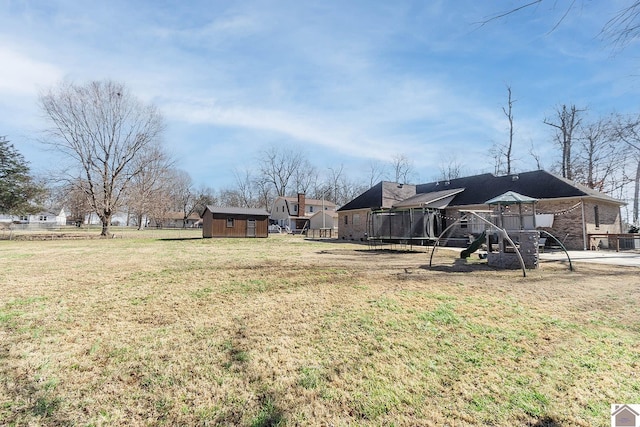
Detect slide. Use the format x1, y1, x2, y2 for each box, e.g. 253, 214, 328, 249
460, 231, 486, 259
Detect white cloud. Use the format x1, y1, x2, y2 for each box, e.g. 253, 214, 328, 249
0, 45, 62, 96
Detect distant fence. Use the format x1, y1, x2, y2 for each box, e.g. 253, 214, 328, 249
3, 223, 65, 231
305, 228, 336, 239
0, 225, 203, 240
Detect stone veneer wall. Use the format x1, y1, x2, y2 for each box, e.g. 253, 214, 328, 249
487, 230, 539, 269
338, 208, 370, 241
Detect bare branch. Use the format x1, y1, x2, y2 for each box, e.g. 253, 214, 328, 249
474, 0, 543, 28
601, 1, 640, 51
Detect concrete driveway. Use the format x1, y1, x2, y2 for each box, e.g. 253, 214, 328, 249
540, 250, 640, 267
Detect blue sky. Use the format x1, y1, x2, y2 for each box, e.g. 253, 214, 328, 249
2, 0, 639, 190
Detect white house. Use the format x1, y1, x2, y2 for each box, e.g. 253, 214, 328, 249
0, 208, 67, 228
270, 193, 337, 233
309, 210, 338, 231
84, 211, 131, 226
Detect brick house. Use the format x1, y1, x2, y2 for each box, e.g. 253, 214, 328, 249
337, 170, 625, 250
338, 182, 417, 241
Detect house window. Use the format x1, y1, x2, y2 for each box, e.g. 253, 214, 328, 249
344, 215, 348, 225
309, 206, 314, 213
39, 215, 47, 221
227, 217, 235, 228
594, 206, 600, 229
353, 214, 360, 225
19, 215, 28, 221
294, 205, 298, 213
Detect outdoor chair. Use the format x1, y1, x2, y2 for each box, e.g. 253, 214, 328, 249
538, 237, 547, 253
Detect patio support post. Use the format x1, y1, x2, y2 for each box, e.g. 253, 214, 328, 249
581, 198, 587, 251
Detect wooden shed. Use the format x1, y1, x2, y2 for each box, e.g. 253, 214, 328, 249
202, 206, 270, 238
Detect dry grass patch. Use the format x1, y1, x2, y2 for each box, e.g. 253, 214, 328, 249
1, 232, 639, 426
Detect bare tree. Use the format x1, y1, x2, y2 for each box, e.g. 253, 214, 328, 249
194, 185, 217, 216
126, 144, 173, 229
257, 145, 305, 197
233, 168, 257, 208
367, 160, 387, 187
50, 178, 92, 226
326, 164, 346, 203
168, 169, 194, 226
168, 170, 214, 227
574, 116, 625, 193
146, 172, 175, 228
438, 155, 464, 181
503, 85, 516, 175
529, 141, 543, 170
390, 153, 415, 183
335, 178, 368, 207
544, 104, 585, 180
253, 176, 274, 211
489, 85, 517, 176
218, 188, 244, 208
39, 80, 165, 236
293, 159, 318, 195
489, 142, 506, 175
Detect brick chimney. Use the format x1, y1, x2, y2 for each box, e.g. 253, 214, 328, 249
297, 193, 306, 217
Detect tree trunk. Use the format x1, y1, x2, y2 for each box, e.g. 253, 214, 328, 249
101, 212, 112, 237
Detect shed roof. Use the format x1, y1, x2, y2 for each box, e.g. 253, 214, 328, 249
204, 206, 270, 216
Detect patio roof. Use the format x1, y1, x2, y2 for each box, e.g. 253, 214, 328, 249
485, 191, 538, 205
392, 188, 465, 209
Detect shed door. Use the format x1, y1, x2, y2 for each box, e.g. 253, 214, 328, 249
247, 219, 256, 237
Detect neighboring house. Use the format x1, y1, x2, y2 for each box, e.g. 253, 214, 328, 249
84, 212, 131, 226
0, 213, 15, 224
309, 210, 339, 231
0, 209, 67, 228
338, 170, 625, 250
202, 206, 270, 238
148, 212, 201, 228
270, 193, 337, 233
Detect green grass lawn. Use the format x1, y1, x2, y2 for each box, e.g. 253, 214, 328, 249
1, 231, 638, 426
